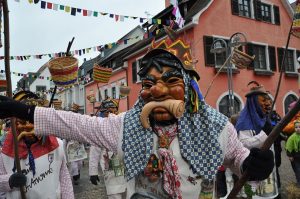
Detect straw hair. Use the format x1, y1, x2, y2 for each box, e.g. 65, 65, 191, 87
48, 57, 78, 87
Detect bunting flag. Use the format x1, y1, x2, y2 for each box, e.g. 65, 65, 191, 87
0, 35, 143, 61
170, 0, 185, 28
292, 0, 300, 38
13, 0, 172, 25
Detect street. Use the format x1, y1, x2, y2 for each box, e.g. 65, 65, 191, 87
74, 142, 295, 199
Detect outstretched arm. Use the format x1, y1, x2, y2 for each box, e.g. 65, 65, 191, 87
34, 107, 124, 153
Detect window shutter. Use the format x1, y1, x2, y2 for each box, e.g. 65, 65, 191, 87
273, 5, 280, 25
254, 0, 262, 21
246, 43, 254, 69
203, 36, 215, 66
132, 61, 137, 83
231, 0, 239, 16
296, 50, 300, 61
277, 48, 284, 72
268, 46, 276, 71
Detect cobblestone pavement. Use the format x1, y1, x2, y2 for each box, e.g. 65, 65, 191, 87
74, 143, 295, 199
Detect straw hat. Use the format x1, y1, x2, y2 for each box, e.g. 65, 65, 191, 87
52, 99, 63, 110
245, 81, 268, 97
71, 103, 80, 113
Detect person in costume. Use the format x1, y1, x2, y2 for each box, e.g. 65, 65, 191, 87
234, 81, 278, 198
66, 103, 87, 185
0, 91, 74, 199
283, 101, 300, 136
0, 35, 274, 199
286, 120, 300, 187
89, 98, 127, 199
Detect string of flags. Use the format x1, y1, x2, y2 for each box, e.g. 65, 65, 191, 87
13, 0, 173, 25
0, 35, 143, 61
7, 0, 184, 61
0, 24, 171, 61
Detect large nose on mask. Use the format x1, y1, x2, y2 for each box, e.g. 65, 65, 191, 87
150, 82, 168, 98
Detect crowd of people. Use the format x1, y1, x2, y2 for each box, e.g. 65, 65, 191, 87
0, 34, 298, 199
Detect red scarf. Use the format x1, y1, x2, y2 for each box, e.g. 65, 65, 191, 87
1, 131, 59, 159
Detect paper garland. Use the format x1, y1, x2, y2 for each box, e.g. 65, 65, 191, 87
14, 0, 173, 25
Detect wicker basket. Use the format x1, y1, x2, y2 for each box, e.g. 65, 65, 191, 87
48, 56, 78, 87
119, 86, 131, 97
230, 48, 255, 69
87, 94, 96, 103
52, 100, 62, 110
93, 64, 112, 83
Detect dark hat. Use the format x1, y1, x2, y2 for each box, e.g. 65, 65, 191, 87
13, 90, 46, 106
98, 98, 118, 112
139, 29, 199, 80
245, 81, 268, 97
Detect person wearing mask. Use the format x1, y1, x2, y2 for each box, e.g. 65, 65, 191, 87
0, 35, 274, 199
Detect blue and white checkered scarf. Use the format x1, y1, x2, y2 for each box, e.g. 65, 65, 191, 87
122, 70, 228, 181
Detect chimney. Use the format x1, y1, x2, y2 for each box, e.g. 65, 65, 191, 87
165, 0, 171, 7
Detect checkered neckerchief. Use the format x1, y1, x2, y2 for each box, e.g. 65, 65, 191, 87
122, 70, 228, 181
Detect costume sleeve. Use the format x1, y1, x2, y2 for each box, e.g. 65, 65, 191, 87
89, 146, 101, 176
223, 122, 250, 176
34, 107, 124, 153
0, 154, 11, 192
60, 156, 75, 199
283, 120, 295, 135
238, 130, 267, 149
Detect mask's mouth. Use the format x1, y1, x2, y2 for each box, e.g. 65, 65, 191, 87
140, 99, 185, 128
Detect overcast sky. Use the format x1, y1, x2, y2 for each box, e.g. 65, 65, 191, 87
0, 0, 165, 90
0, 0, 296, 90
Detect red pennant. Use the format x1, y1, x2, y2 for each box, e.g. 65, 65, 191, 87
47, 2, 52, 9
83, 9, 87, 16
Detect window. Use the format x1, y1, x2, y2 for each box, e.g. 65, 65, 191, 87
104, 89, 108, 99
232, 0, 251, 18
277, 48, 297, 73
284, 94, 298, 114
239, 0, 251, 17
253, 44, 267, 70
218, 95, 242, 118
112, 87, 116, 99
203, 36, 231, 67
36, 86, 46, 92
260, 3, 271, 23
232, 0, 280, 25
246, 43, 276, 71
132, 58, 142, 83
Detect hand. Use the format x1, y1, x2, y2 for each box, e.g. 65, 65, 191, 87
242, 148, 274, 181
9, 172, 27, 189
90, 175, 100, 185
0, 96, 35, 123
289, 157, 294, 161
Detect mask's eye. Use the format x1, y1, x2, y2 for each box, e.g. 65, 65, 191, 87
142, 81, 153, 89
166, 77, 181, 84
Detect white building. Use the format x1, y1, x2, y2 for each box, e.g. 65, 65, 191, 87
29, 62, 55, 100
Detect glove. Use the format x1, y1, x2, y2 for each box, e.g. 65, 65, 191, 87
9, 172, 27, 189
0, 95, 35, 123
242, 148, 274, 181
90, 175, 100, 185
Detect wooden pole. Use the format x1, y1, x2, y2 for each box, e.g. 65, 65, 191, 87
2, 0, 26, 198
227, 98, 300, 198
